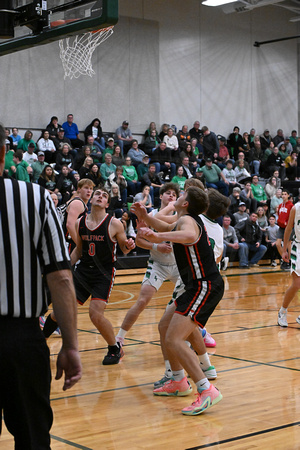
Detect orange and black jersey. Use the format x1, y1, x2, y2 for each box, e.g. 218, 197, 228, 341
63, 196, 87, 253
173, 214, 218, 288
78, 213, 117, 273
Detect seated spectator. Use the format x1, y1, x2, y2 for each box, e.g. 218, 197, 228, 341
10, 127, 21, 148
172, 165, 187, 190
31, 152, 48, 182
272, 169, 282, 188
127, 140, 147, 166
13, 150, 30, 182
46, 116, 62, 140
4, 144, 16, 176
159, 123, 169, 141
278, 138, 293, 157
120, 211, 136, 240
107, 183, 126, 218
233, 201, 249, 224
235, 212, 267, 268
55, 143, 74, 172
251, 175, 267, 205
144, 130, 161, 156
264, 176, 278, 199
177, 125, 191, 150
78, 156, 93, 179
163, 127, 179, 163
240, 181, 257, 213
74, 145, 92, 171
249, 128, 256, 146
105, 166, 127, 205
285, 150, 298, 180
189, 121, 202, 145
38, 165, 58, 194
290, 129, 298, 150
5, 128, 13, 150
142, 163, 162, 203
102, 137, 116, 162
100, 153, 116, 181
228, 187, 242, 216
56, 164, 78, 203
270, 188, 282, 215
87, 163, 103, 187
84, 118, 105, 150
122, 156, 141, 196
37, 130, 56, 163
112, 145, 125, 167
260, 129, 272, 152
234, 159, 251, 184
144, 121, 158, 138
134, 185, 153, 212
179, 156, 194, 180
233, 152, 251, 173
115, 120, 133, 154
266, 146, 285, 178
222, 215, 239, 265
217, 136, 230, 167
53, 127, 72, 151
23, 142, 38, 166
256, 206, 268, 235
151, 142, 176, 180
222, 159, 239, 191
273, 129, 284, 147
202, 126, 219, 160
50, 192, 59, 208
180, 143, 198, 171
62, 113, 84, 149
242, 131, 251, 154
191, 137, 203, 163
17, 130, 36, 152
86, 135, 102, 164
248, 137, 262, 176
261, 141, 274, 170
197, 157, 229, 196
265, 215, 280, 266
137, 155, 150, 181
228, 126, 244, 160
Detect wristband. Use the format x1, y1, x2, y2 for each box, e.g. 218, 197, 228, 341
152, 243, 158, 251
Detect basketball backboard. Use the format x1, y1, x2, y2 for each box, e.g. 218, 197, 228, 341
0, 0, 118, 56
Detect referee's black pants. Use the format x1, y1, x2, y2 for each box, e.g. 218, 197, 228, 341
0, 317, 53, 449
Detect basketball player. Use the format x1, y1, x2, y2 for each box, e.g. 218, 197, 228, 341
136, 187, 224, 415
116, 183, 180, 346
278, 200, 300, 327
70, 188, 135, 364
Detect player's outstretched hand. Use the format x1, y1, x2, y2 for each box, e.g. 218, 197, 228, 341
126, 238, 136, 251
282, 250, 289, 263
136, 219, 147, 229
131, 202, 148, 221
56, 348, 82, 391
138, 227, 157, 242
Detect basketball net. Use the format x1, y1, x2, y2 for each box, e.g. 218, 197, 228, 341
59, 26, 114, 79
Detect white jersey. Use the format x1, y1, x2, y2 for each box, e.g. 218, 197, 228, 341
200, 214, 223, 262
149, 208, 176, 266
294, 202, 300, 242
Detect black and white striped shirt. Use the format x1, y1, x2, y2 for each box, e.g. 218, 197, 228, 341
0, 176, 71, 318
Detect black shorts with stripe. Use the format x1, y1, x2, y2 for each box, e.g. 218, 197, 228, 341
175, 273, 224, 327
73, 262, 116, 304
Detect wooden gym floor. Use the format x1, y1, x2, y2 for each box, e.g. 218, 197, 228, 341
1, 266, 300, 449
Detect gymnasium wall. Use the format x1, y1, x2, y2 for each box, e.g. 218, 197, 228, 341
0, 0, 298, 140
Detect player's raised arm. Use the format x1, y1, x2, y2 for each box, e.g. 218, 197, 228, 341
111, 217, 135, 254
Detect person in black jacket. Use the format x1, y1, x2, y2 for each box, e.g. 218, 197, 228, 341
56, 164, 78, 203
46, 116, 62, 140
266, 147, 285, 178
84, 118, 105, 150
234, 212, 267, 268
228, 126, 244, 160
55, 143, 74, 172
151, 142, 176, 179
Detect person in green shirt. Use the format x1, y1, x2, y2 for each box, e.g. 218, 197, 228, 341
4, 148, 16, 176
102, 137, 115, 162
251, 175, 267, 205
100, 153, 116, 181
137, 155, 150, 181
171, 166, 187, 190
17, 130, 36, 152
198, 158, 229, 196
122, 156, 141, 196
13, 150, 30, 182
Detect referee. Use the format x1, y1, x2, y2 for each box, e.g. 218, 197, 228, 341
0, 124, 82, 449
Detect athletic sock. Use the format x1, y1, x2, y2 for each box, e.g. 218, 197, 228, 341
280, 307, 288, 313
116, 328, 127, 339
172, 369, 185, 381
164, 360, 172, 378
198, 352, 211, 370
196, 378, 210, 393
43, 314, 58, 338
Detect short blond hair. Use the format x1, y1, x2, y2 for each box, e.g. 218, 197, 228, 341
78, 178, 95, 189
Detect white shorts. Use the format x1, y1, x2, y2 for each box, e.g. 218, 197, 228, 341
167, 276, 186, 308
291, 241, 300, 276
142, 260, 179, 291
